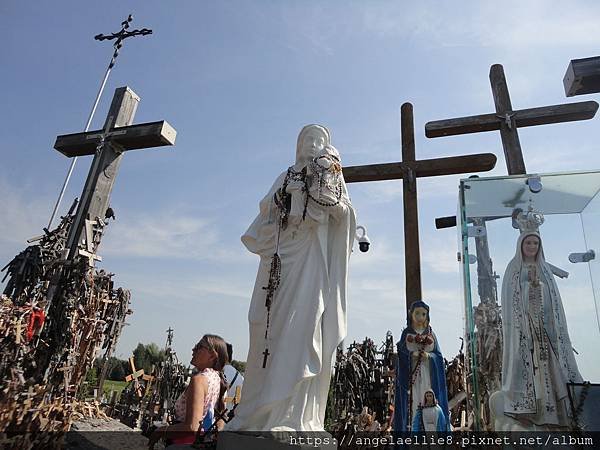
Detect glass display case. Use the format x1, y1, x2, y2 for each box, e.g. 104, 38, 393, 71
458, 171, 600, 431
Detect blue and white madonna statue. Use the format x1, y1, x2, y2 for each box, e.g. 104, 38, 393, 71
412, 390, 449, 432
394, 300, 450, 432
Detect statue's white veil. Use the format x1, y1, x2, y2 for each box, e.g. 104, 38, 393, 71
500, 231, 582, 415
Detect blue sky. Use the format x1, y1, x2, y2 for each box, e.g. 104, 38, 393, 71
1, 1, 600, 378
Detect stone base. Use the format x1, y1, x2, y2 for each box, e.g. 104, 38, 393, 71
217, 431, 337, 450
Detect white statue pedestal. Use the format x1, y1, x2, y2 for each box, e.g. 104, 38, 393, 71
216, 431, 337, 450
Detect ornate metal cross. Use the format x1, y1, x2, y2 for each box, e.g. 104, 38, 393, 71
94, 15, 152, 69
49, 15, 153, 228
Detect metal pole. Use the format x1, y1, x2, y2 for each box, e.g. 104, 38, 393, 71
47, 14, 151, 229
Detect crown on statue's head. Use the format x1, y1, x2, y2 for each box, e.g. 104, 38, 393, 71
515, 206, 544, 233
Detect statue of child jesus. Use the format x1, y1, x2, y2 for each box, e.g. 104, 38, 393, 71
289, 144, 344, 218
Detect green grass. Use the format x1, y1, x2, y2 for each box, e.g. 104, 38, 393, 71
103, 379, 128, 396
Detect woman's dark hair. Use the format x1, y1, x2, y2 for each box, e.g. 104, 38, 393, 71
226, 343, 233, 364
198, 334, 228, 414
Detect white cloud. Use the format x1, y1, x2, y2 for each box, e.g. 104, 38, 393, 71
423, 242, 460, 274
362, 1, 600, 49
353, 174, 461, 205
0, 180, 48, 241
101, 209, 254, 264
348, 236, 401, 269
129, 275, 253, 305
525, 141, 600, 174
0, 175, 52, 276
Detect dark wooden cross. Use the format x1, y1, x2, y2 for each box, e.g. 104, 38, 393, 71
342, 103, 497, 310
426, 64, 598, 175
425, 64, 598, 229
53, 86, 176, 262
564, 56, 600, 97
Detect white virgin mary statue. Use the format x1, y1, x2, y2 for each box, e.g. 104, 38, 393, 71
500, 225, 583, 428
226, 124, 356, 431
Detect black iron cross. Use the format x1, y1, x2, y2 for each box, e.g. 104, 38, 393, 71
262, 348, 270, 368
94, 15, 152, 69
342, 103, 496, 310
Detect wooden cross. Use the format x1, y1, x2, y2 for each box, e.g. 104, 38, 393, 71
53, 86, 177, 261
421, 64, 599, 433
142, 372, 156, 397
342, 103, 496, 310
425, 64, 598, 175
564, 56, 600, 97
124, 356, 145, 397
96, 294, 130, 400
425, 64, 598, 229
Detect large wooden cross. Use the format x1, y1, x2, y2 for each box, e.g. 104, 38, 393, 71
425, 64, 598, 229
342, 103, 496, 310
53, 86, 176, 262
425, 64, 598, 175
564, 56, 600, 97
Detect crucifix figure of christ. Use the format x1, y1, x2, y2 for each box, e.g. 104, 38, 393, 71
342, 102, 497, 311
48, 14, 153, 229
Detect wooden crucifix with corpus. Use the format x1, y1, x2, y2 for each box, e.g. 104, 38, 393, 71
342, 103, 497, 310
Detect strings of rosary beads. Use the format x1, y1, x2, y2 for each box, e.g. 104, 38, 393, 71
307, 178, 343, 207
261, 168, 303, 367
307, 155, 343, 207
261, 159, 342, 367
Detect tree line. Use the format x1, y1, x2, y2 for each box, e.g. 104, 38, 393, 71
98, 342, 246, 380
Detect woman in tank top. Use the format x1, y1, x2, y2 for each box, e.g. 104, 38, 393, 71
148, 334, 228, 448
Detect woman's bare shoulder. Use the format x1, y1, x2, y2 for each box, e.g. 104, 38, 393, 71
189, 372, 209, 390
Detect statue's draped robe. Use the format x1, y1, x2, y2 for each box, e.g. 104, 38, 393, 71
394, 328, 450, 432
227, 168, 355, 431
412, 404, 448, 432
501, 232, 582, 427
